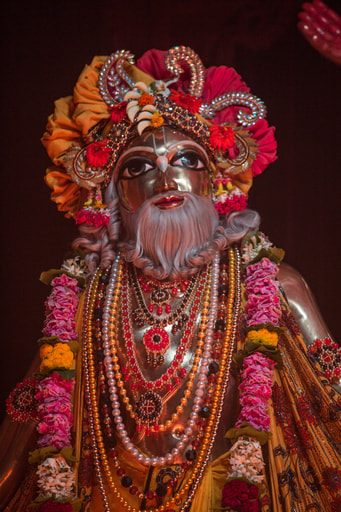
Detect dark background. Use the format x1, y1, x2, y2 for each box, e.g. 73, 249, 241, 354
1, 0, 341, 419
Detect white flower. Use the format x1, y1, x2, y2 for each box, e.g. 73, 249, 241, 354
242, 231, 273, 265
61, 255, 89, 278
226, 438, 265, 484
36, 456, 75, 500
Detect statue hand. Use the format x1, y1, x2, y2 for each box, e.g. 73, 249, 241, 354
298, 0, 341, 64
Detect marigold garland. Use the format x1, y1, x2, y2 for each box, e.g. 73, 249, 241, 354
138, 93, 155, 106
150, 112, 164, 127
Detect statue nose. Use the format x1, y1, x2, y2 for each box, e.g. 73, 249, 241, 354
156, 155, 168, 173
154, 158, 178, 194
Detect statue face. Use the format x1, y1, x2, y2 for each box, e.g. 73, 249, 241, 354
115, 126, 212, 212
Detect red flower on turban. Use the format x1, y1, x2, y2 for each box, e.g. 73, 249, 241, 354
110, 102, 127, 123
86, 140, 111, 167
169, 90, 201, 114
209, 125, 235, 151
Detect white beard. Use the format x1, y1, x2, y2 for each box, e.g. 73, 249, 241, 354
118, 192, 228, 280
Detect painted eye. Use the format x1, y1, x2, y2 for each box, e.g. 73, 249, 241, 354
171, 150, 206, 170
120, 157, 154, 178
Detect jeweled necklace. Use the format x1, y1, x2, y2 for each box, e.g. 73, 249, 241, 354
137, 272, 190, 316
83, 248, 241, 512
121, 265, 208, 388
117, 264, 210, 433
129, 264, 204, 367
130, 264, 201, 328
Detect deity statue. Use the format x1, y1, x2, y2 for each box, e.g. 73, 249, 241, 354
1, 47, 340, 512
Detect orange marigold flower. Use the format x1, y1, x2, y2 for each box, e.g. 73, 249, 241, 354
110, 102, 127, 123
246, 328, 279, 347
169, 90, 201, 114
86, 139, 111, 167
138, 93, 155, 106
209, 125, 235, 151
151, 113, 164, 128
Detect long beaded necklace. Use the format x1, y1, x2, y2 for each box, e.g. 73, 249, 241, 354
83, 247, 241, 512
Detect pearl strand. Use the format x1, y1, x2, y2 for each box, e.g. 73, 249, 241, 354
117, 266, 210, 429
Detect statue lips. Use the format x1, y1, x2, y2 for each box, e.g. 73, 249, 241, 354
153, 194, 185, 210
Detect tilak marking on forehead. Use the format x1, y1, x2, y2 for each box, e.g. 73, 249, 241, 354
152, 126, 167, 156
154, 127, 168, 173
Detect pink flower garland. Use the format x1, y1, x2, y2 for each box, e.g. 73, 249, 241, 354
236, 258, 280, 432
41, 501, 73, 512
42, 275, 80, 341
36, 372, 74, 450
244, 258, 281, 327
222, 480, 259, 512
214, 194, 248, 215
236, 352, 276, 431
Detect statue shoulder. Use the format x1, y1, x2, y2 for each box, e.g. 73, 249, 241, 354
277, 262, 335, 346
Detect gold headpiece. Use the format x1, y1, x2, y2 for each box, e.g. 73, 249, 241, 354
42, 46, 277, 221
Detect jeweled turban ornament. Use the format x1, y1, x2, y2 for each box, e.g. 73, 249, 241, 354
42, 46, 277, 223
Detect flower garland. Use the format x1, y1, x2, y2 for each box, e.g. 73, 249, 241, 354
28, 259, 86, 510
223, 231, 284, 512
36, 373, 74, 451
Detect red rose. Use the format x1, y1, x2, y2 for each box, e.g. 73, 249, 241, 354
222, 480, 259, 512
86, 140, 111, 167
209, 125, 235, 151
